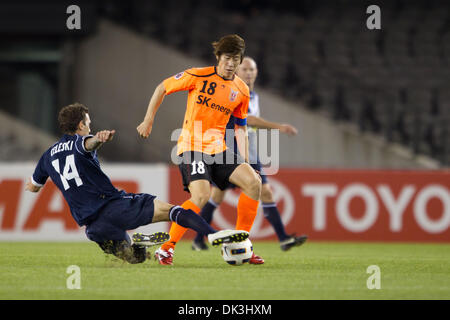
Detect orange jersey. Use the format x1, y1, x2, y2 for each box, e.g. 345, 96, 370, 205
163, 66, 250, 155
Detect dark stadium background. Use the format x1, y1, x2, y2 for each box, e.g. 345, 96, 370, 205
1, 0, 449, 165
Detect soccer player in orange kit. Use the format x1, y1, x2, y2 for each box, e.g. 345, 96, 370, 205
137, 34, 264, 265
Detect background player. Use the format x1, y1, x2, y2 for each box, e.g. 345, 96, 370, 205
137, 35, 264, 265
26, 103, 249, 264
192, 57, 308, 256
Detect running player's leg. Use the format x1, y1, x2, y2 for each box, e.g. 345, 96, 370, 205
208, 150, 263, 264
258, 170, 307, 250
228, 163, 262, 232
260, 182, 290, 241
193, 186, 226, 250
160, 152, 212, 252
202, 185, 226, 228
160, 179, 211, 252
150, 195, 249, 265
227, 163, 264, 264
210, 150, 261, 233
255, 160, 290, 242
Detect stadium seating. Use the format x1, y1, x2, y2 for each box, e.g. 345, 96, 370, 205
0, 0, 447, 165
0, 110, 57, 161
107, 0, 449, 166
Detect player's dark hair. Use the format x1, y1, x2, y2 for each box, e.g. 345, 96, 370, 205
212, 34, 245, 63
58, 103, 89, 134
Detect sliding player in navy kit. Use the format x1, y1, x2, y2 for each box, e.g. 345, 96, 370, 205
25, 103, 248, 264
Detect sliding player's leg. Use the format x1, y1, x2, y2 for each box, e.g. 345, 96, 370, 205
97, 237, 148, 264
85, 193, 168, 264
86, 192, 247, 265
136, 199, 248, 245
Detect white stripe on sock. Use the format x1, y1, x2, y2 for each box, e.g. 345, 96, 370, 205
208, 199, 219, 208
169, 205, 181, 224
262, 202, 277, 208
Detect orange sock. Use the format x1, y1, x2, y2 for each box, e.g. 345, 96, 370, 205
235, 192, 259, 232
161, 200, 201, 251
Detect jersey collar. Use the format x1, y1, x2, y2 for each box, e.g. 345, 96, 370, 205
214, 66, 235, 81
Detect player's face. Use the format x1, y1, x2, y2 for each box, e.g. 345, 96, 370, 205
236, 58, 258, 88
79, 113, 91, 135
216, 53, 241, 80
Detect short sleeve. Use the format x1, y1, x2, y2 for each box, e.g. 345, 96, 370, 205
31, 153, 49, 187
74, 134, 94, 157
163, 70, 197, 95
232, 94, 249, 126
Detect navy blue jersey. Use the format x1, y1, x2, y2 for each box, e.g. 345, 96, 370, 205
224, 115, 237, 153
225, 91, 257, 133
225, 91, 259, 164
31, 134, 122, 226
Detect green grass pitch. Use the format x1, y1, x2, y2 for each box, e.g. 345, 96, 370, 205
0, 241, 449, 300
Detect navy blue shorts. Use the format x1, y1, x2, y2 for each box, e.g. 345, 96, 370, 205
85, 193, 156, 244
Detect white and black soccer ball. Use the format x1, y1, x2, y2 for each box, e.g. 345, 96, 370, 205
221, 239, 253, 266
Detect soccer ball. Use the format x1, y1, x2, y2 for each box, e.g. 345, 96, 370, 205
221, 239, 253, 266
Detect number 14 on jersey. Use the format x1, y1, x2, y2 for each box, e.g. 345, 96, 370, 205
52, 155, 83, 190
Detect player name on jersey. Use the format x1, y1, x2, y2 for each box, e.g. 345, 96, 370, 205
50, 141, 74, 157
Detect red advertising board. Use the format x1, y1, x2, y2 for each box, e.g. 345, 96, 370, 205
1, 164, 448, 242
0, 179, 137, 231
169, 167, 450, 242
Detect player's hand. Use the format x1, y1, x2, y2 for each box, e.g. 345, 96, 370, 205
279, 124, 298, 136
95, 130, 115, 143
137, 121, 153, 138
25, 177, 41, 193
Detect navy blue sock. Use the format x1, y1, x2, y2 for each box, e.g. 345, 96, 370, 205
170, 206, 216, 236
262, 202, 289, 241
194, 200, 217, 242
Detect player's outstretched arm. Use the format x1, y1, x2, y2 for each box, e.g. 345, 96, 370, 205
84, 129, 116, 152
137, 81, 167, 139
247, 116, 298, 136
